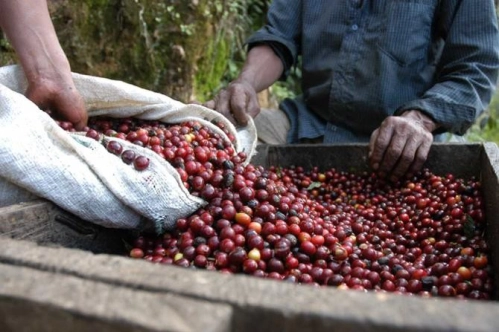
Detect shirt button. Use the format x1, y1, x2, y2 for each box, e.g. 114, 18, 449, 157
351, 24, 359, 31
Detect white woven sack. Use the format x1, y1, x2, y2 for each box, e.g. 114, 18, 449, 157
0, 65, 258, 232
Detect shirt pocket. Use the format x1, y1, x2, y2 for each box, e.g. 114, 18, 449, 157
377, 0, 437, 67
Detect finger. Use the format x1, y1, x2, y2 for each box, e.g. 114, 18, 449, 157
369, 120, 395, 172
230, 91, 250, 126
53, 94, 88, 131
368, 128, 380, 168
73, 118, 88, 131
246, 94, 261, 118
377, 129, 406, 175
211, 90, 237, 124
72, 106, 89, 131
408, 138, 432, 175
203, 100, 216, 109
389, 135, 420, 181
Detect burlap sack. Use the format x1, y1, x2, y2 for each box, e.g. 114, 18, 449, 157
0, 65, 257, 232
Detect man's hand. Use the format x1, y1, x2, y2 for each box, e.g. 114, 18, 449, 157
26, 76, 87, 131
204, 80, 260, 127
204, 45, 283, 126
369, 110, 439, 181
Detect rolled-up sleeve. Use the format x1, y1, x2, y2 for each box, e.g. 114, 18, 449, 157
396, 0, 499, 135
245, 0, 302, 79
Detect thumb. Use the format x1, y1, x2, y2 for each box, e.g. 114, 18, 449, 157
203, 100, 216, 109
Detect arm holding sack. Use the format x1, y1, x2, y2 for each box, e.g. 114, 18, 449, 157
203, 45, 284, 127
0, 0, 87, 130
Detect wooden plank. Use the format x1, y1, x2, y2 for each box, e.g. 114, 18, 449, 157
0, 200, 128, 254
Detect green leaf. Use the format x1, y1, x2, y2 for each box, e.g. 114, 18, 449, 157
122, 238, 133, 253
276, 167, 283, 178
463, 214, 476, 238
306, 182, 322, 190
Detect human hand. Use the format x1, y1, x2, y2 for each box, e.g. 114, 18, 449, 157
369, 110, 439, 181
26, 75, 88, 131
203, 80, 260, 126
0, 0, 88, 130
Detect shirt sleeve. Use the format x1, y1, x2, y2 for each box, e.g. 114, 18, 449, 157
245, 0, 302, 80
395, 0, 499, 136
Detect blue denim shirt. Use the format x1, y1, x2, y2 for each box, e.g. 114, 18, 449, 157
246, 0, 499, 143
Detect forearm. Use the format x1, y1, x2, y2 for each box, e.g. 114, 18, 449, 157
235, 44, 284, 93
0, 0, 71, 83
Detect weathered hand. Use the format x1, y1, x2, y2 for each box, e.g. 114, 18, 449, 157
203, 80, 260, 126
369, 110, 438, 181
26, 76, 88, 131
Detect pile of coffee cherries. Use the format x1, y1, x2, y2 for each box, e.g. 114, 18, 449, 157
56, 117, 493, 300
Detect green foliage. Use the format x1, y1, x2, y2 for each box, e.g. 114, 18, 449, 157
273, 61, 302, 100
206, 0, 300, 104
462, 8, 499, 144
191, 0, 291, 102
0, 26, 16, 65
2, 0, 299, 105
192, 1, 244, 100
194, 36, 230, 101
217, 0, 270, 83
48, 0, 248, 102
465, 91, 499, 144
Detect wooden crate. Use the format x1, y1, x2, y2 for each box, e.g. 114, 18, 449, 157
1, 143, 499, 332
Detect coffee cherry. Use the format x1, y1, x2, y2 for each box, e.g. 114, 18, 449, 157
76, 117, 491, 301
133, 155, 150, 171
121, 150, 136, 165
84, 128, 100, 140
106, 140, 123, 155
130, 248, 144, 259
